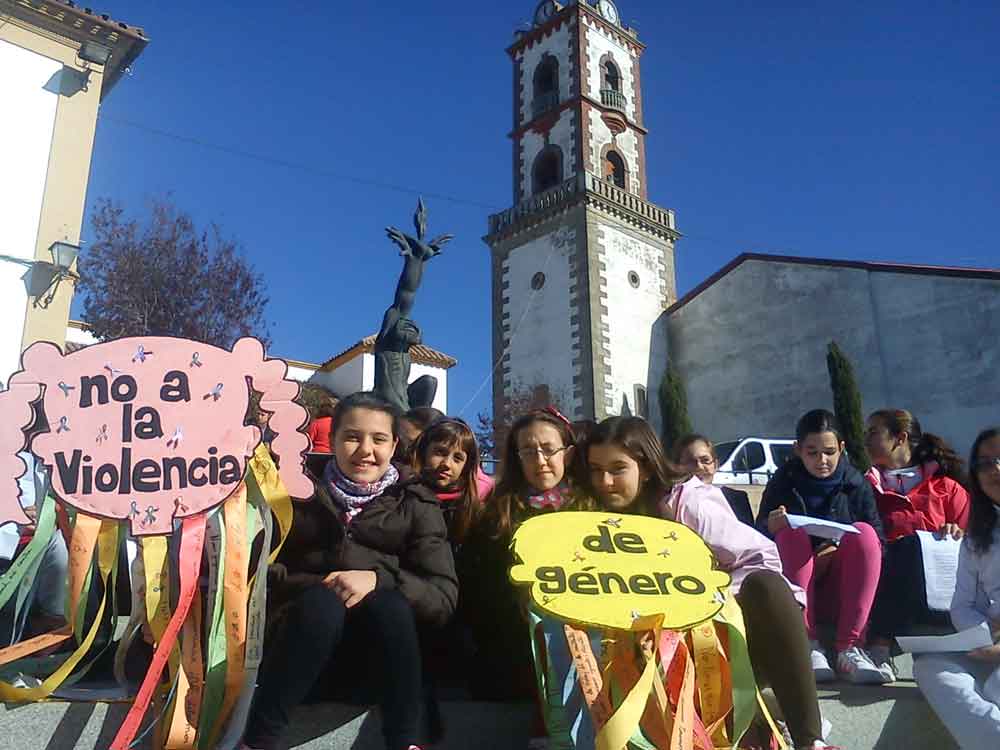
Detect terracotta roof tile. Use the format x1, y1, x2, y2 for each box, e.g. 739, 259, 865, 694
321, 335, 457, 372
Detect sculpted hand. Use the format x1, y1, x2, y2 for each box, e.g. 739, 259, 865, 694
324, 570, 377, 608
767, 505, 789, 535
938, 523, 964, 540
386, 227, 414, 257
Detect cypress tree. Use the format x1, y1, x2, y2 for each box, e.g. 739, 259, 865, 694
659, 362, 693, 453
826, 341, 871, 472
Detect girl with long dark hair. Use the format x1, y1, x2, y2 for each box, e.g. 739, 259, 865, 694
864, 409, 971, 679
241, 392, 457, 750
583, 416, 831, 750
757, 409, 887, 684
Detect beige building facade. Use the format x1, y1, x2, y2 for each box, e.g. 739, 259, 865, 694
0, 0, 146, 384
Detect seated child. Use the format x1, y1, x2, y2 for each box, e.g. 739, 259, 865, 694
240, 392, 457, 750
461, 407, 590, 749
756, 409, 887, 684
914, 427, 1000, 749
864, 409, 970, 678
584, 416, 830, 750
673, 433, 755, 526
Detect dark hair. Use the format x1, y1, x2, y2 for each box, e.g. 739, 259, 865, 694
411, 418, 481, 543
584, 416, 689, 515
331, 391, 400, 440
672, 433, 715, 464
489, 409, 584, 539
967, 427, 1000, 555
868, 409, 966, 483
403, 406, 445, 432
571, 419, 598, 445
795, 409, 843, 442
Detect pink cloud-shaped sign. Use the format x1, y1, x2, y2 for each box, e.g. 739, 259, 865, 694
0, 337, 312, 535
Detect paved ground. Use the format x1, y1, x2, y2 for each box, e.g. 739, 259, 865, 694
0, 658, 960, 750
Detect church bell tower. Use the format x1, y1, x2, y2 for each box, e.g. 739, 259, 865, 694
485, 0, 680, 424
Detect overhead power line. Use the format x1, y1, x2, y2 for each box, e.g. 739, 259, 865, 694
99, 114, 501, 212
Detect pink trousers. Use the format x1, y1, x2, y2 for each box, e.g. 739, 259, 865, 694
775, 522, 881, 651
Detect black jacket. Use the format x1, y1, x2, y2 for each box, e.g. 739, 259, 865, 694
268, 477, 458, 628
755, 458, 885, 546
721, 486, 756, 528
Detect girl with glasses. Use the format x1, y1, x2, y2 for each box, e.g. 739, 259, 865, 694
914, 427, 1000, 748
461, 408, 591, 747
673, 433, 755, 527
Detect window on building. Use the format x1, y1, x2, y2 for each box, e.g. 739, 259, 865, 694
633, 384, 648, 419
733, 441, 766, 480
532, 146, 563, 194
533, 56, 559, 116
604, 150, 626, 188
603, 59, 621, 92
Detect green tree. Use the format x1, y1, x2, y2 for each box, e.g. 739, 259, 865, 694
826, 341, 871, 472
659, 362, 692, 453
79, 197, 270, 349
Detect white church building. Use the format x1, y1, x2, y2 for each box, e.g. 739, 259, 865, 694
486, 1, 1000, 457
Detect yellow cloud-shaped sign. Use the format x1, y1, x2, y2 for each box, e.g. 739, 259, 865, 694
510, 511, 731, 631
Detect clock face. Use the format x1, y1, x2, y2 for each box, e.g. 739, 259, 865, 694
598, 0, 619, 25
535, 1, 557, 25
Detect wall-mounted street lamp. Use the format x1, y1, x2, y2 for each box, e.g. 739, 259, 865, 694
78, 41, 113, 66
0, 241, 81, 309
34, 241, 80, 308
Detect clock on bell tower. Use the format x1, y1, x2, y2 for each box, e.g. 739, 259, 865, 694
485, 1, 681, 425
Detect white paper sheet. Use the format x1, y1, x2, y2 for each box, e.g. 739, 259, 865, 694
897, 621, 993, 654
0, 524, 19, 561
785, 514, 861, 541
915, 529, 962, 612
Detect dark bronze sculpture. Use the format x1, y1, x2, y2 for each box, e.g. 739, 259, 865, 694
374, 199, 453, 412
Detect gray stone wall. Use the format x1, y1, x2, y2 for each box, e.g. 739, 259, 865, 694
654, 259, 1000, 456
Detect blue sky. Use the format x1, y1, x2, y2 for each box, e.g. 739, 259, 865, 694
80, 1, 1000, 419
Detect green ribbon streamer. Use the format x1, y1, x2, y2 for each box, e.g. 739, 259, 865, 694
198, 508, 228, 746
718, 618, 757, 746
0, 493, 57, 632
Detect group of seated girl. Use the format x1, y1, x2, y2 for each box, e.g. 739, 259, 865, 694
239, 392, 999, 750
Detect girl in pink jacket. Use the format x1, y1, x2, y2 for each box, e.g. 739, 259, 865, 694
583, 416, 831, 750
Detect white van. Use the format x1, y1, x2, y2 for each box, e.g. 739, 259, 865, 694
712, 437, 794, 486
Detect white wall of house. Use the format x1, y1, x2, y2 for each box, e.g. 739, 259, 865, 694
0, 40, 61, 384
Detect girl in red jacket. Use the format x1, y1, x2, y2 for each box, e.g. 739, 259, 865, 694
864, 408, 970, 680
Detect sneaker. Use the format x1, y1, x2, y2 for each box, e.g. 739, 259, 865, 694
836, 646, 890, 684
799, 743, 841, 750
867, 644, 896, 682
821, 716, 833, 740
810, 640, 835, 683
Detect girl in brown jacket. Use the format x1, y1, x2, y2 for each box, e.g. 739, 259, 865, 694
241, 392, 457, 750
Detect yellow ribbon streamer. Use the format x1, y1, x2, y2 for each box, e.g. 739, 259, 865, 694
596, 635, 660, 750
208, 483, 250, 746
248, 443, 293, 563
0, 518, 117, 702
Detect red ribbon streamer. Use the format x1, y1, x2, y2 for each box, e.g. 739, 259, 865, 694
110, 514, 207, 750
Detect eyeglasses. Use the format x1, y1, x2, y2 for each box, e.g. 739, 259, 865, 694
973, 457, 1000, 474
517, 445, 568, 460
691, 456, 716, 466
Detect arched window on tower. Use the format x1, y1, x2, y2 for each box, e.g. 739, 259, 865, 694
604, 150, 626, 189
532, 146, 563, 195
532, 55, 559, 117
603, 59, 621, 92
